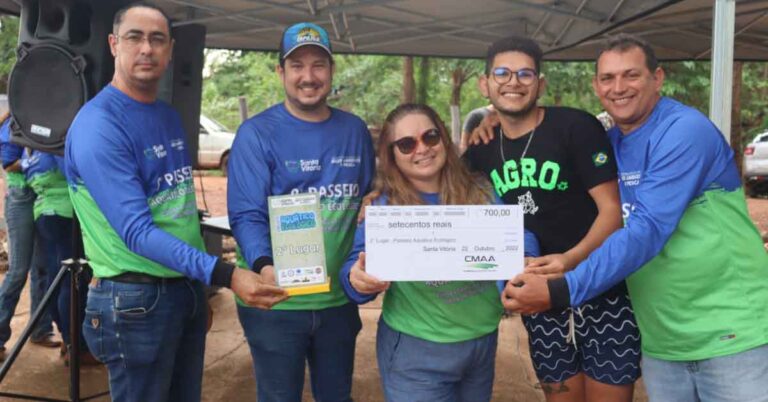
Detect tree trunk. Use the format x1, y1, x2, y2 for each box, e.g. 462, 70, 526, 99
451, 68, 463, 106
402, 56, 414, 103
417, 57, 430, 104
731, 61, 743, 178
450, 105, 461, 147
450, 68, 465, 145
238, 96, 249, 123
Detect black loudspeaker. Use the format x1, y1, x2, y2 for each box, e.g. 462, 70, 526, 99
158, 24, 206, 169
8, 0, 129, 154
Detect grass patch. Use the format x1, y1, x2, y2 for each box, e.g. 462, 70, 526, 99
194, 169, 225, 177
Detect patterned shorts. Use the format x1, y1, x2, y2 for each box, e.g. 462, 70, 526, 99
522, 292, 641, 385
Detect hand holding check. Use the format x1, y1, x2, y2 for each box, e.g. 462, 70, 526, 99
502, 273, 552, 315
349, 252, 390, 295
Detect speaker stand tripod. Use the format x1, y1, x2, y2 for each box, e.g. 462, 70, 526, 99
0, 218, 108, 401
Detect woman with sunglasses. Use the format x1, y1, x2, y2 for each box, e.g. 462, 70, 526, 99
340, 103, 539, 402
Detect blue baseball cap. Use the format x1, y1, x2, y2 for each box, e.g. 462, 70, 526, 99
280, 22, 332, 60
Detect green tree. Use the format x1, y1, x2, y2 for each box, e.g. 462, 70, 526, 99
740, 63, 768, 139
661, 61, 711, 114
540, 61, 602, 113
0, 16, 19, 93
332, 54, 403, 127
201, 50, 283, 130
388, 57, 486, 127
199, 50, 768, 147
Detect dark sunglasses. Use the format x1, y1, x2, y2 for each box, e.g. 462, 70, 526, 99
492, 67, 538, 85
391, 128, 441, 154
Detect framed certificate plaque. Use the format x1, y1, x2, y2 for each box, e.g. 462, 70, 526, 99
268, 193, 330, 295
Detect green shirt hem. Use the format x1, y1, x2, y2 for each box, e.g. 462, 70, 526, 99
642, 339, 768, 362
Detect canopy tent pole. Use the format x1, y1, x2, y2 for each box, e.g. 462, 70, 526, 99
709, 0, 736, 143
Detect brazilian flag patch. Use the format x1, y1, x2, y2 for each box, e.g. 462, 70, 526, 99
592, 152, 608, 167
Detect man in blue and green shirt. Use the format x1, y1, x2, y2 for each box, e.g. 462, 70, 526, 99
22, 148, 89, 363
506, 34, 768, 402
64, 4, 287, 402
228, 22, 375, 402
0, 118, 58, 359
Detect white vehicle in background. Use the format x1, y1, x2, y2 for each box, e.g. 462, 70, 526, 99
198, 115, 235, 176
744, 131, 768, 197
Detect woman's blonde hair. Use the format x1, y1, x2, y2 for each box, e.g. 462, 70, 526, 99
376, 103, 495, 206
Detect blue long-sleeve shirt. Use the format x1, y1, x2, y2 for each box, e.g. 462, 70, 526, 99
0, 120, 22, 168
554, 97, 740, 306
551, 97, 768, 361
0, 119, 28, 190
65, 85, 227, 285
228, 103, 375, 310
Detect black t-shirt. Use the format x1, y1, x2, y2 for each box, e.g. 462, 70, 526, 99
464, 107, 617, 256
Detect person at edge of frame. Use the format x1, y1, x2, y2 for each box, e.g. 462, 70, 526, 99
21, 146, 96, 366
497, 33, 768, 402
0, 111, 60, 362
464, 35, 640, 402
459, 104, 494, 155
64, 3, 288, 401
227, 22, 375, 402
340, 102, 541, 402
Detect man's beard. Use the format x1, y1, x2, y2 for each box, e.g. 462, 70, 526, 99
495, 97, 538, 119
293, 96, 327, 111
287, 92, 328, 111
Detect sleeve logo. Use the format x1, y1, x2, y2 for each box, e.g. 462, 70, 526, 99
592, 152, 608, 167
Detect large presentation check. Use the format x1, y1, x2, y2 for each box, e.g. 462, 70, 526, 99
365, 205, 524, 281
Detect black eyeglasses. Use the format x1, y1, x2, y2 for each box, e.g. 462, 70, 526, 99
391, 128, 441, 154
491, 67, 538, 86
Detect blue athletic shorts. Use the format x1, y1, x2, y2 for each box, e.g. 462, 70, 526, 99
522, 291, 641, 385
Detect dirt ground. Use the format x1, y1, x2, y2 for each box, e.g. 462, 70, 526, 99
0, 174, 765, 401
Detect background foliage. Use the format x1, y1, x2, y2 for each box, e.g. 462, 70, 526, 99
0, 14, 765, 142
0, 16, 19, 93
203, 50, 768, 144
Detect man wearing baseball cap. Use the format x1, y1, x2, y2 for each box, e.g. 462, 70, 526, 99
228, 22, 375, 402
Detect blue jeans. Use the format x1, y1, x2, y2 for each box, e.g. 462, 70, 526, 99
237, 302, 362, 402
642, 343, 768, 402
376, 319, 498, 402
83, 278, 207, 402
0, 186, 52, 347
35, 215, 90, 347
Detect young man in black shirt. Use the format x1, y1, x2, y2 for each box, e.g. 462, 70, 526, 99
463, 36, 640, 402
